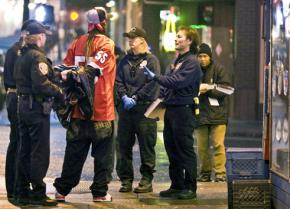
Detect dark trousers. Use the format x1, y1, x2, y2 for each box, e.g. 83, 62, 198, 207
117, 106, 157, 183
5, 92, 19, 196
163, 106, 197, 192
54, 119, 113, 197
16, 96, 50, 198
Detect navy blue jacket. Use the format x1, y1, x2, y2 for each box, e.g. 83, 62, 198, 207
116, 51, 160, 103
156, 52, 202, 105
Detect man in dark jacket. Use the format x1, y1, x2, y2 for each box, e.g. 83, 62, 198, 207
115, 27, 160, 193
3, 19, 36, 201
143, 26, 201, 199
195, 43, 232, 182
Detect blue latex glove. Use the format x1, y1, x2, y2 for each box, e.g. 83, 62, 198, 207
122, 95, 136, 110
143, 66, 156, 80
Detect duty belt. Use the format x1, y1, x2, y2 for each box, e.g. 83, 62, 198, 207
18, 93, 46, 103
7, 88, 17, 94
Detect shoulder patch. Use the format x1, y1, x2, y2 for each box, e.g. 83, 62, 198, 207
39, 62, 48, 75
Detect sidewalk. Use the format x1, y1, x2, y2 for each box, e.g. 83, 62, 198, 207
0, 176, 228, 209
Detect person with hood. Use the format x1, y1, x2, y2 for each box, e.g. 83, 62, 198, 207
115, 27, 160, 193
53, 7, 116, 202
196, 43, 232, 182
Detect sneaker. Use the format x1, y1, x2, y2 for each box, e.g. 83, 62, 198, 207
197, 174, 211, 182
93, 193, 112, 202
159, 188, 183, 198
55, 192, 66, 202
215, 175, 226, 182
133, 179, 152, 193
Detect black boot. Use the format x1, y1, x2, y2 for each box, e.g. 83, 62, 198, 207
30, 195, 58, 206
119, 181, 132, 192
159, 188, 183, 198
133, 179, 152, 193
176, 190, 196, 200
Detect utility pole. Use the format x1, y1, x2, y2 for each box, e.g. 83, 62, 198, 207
23, 0, 30, 23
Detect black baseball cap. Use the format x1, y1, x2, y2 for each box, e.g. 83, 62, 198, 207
25, 21, 52, 35
123, 27, 147, 39
21, 19, 37, 31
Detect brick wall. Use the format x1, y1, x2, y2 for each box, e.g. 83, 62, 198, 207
234, 0, 262, 120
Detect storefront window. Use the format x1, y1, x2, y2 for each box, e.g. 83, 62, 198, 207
271, 0, 290, 179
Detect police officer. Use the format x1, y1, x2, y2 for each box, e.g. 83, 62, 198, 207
3, 19, 36, 201
115, 27, 160, 193
14, 21, 63, 206
144, 26, 201, 199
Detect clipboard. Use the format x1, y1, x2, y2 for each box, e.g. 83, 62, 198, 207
144, 98, 165, 120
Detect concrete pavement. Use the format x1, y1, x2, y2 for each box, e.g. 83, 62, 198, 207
0, 124, 230, 208
0, 176, 228, 209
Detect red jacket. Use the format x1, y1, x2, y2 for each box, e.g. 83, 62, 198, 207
64, 33, 116, 121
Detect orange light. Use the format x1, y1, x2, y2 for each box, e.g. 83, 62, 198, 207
70, 11, 79, 21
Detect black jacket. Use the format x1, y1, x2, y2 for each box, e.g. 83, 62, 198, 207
3, 41, 21, 90
116, 51, 160, 104
14, 44, 62, 98
198, 61, 231, 125
157, 52, 202, 105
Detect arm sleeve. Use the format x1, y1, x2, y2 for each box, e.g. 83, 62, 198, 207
115, 59, 127, 98
3, 46, 17, 90
155, 59, 200, 89
87, 41, 116, 75
136, 55, 161, 100
206, 65, 232, 98
31, 55, 62, 97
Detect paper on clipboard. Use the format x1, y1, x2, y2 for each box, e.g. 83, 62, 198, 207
144, 98, 165, 120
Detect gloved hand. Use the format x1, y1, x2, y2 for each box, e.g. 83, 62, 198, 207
143, 66, 156, 79
122, 95, 136, 110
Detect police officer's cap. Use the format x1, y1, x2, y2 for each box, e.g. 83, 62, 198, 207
25, 21, 52, 35
21, 19, 37, 31
123, 27, 147, 39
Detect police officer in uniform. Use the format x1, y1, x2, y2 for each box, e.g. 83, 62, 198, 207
143, 26, 201, 199
14, 21, 63, 206
3, 19, 36, 201
115, 27, 160, 193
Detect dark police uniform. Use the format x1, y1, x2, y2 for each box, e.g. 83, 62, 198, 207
14, 43, 63, 201
3, 41, 23, 199
115, 51, 160, 191
154, 51, 201, 194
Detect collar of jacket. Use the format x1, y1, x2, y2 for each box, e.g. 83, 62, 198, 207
174, 51, 192, 65
127, 50, 148, 61
21, 43, 45, 54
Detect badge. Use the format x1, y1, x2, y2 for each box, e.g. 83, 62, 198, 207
174, 63, 182, 71
39, 62, 48, 75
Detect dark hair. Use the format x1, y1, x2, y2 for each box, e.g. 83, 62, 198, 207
178, 26, 200, 54
85, 23, 106, 58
